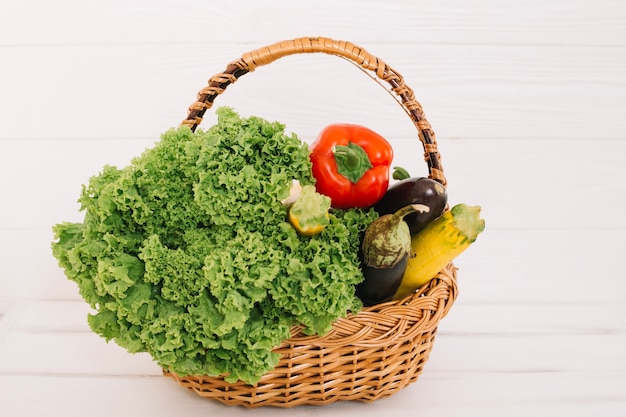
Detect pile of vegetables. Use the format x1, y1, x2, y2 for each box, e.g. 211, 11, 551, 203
52, 108, 484, 385
308, 124, 485, 306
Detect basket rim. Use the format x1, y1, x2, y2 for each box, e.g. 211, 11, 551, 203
282, 263, 458, 348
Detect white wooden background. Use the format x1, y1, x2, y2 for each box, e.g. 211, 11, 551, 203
1, 0, 625, 415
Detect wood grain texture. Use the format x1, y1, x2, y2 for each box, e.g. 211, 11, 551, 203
1, 301, 624, 415
1, 44, 624, 141
2, 0, 625, 46
1, 138, 623, 233
1, 0, 625, 415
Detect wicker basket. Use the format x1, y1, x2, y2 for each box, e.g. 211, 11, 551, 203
162, 36, 459, 408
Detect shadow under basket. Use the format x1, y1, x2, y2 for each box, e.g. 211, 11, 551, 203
162, 37, 459, 408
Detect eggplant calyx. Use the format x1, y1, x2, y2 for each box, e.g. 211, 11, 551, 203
392, 166, 412, 181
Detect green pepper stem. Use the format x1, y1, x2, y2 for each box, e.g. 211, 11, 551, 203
332, 142, 373, 184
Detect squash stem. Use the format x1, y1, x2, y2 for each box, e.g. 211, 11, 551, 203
450, 204, 486, 243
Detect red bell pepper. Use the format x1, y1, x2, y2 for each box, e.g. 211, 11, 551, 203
309, 124, 393, 209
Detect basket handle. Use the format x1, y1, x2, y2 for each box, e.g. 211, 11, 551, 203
181, 36, 446, 185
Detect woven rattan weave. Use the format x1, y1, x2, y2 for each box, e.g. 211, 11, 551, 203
163, 36, 459, 408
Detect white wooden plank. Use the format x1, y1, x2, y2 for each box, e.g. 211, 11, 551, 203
0, 43, 625, 141
390, 371, 626, 417
1, 300, 623, 375
1, 300, 624, 415
0, 230, 83, 308
0, 323, 623, 385
403, 138, 626, 231
442, 300, 626, 337
431, 332, 626, 374
1, 137, 623, 231
0, 375, 218, 417
0, 300, 93, 336
0, 137, 156, 230
0, 331, 162, 376
1, 0, 625, 47
453, 228, 626, 304
0, 364, 624, 417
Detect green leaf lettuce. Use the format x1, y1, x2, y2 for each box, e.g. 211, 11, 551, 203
52, 107, 377, 384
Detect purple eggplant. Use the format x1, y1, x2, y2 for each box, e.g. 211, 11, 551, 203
357, 254, 408, 306
356, 204, 425, 306
374, 168, 447, 235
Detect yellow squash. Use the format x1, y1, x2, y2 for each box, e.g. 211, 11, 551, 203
393, 203, 485, 300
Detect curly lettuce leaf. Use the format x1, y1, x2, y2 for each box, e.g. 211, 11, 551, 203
51, 107, 377, 384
